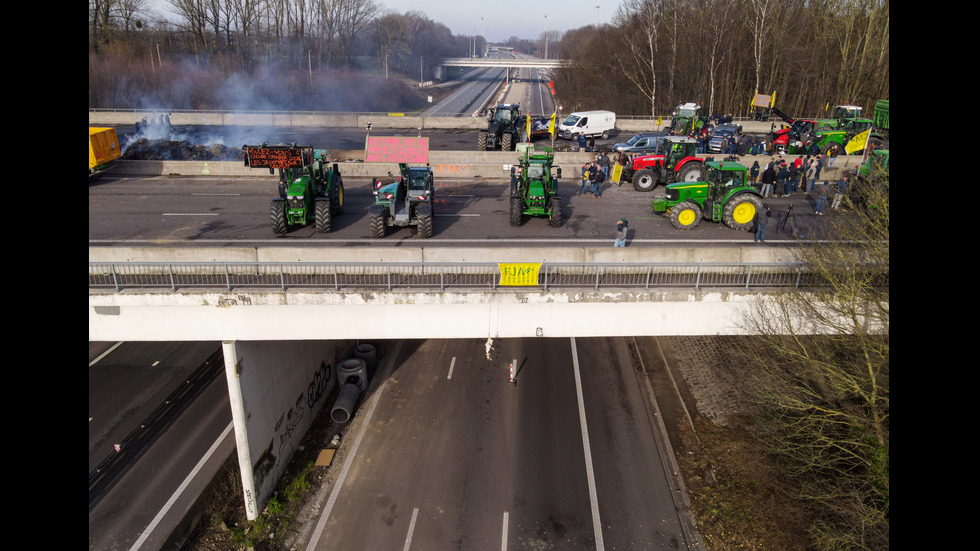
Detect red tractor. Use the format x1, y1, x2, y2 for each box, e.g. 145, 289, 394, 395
768, 107, 817, 154
620, 136, 705, 192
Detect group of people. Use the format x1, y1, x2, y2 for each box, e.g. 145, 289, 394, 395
581, 150, 612, 198
751, 154, 827, 198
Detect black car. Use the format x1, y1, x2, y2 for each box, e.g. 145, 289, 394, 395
612, 133, 665, 155
707, 124, 743, 154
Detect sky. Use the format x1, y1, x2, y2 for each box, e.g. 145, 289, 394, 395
376, 1, 614, 41
146, 0, 614, 43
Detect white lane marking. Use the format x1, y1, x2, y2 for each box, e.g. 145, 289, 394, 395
501, 511, 509, 551
447, 356, 456, 379
90, 341, 124, 367
306, 340, 404, 551
402, 507, 420, 551
569, 337, 605, 551
162, 213, 218, 216
129, 421, 234, 551
152, 361, 160, 367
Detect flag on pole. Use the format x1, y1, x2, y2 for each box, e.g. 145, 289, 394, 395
549, 112, 556, 139
845, 129, 870, 155
526, 114, 532, 142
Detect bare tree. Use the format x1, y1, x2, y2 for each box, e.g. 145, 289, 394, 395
738, 174, 889, 551
613, 0, 664, 118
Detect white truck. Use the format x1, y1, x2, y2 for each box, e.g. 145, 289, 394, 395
557, 110, 616, 140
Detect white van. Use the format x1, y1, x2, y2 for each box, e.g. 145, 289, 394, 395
557, 110, 617, 140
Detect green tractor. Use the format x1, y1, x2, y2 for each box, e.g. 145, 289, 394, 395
369, 163, 435, 238
243, 143, 345, 236
509, 148, 562, 227
667, 102, 709, 136
651, 161, 763, 230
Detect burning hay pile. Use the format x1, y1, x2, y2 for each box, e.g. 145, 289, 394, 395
121, 138, 243, 162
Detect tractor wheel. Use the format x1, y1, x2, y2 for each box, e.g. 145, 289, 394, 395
331, 181, 345, 215
502, 132, 513, 151
369, 211, 386, 238
548, 197, 562, 227
417, 204, 433, 238
824, 142, 844, 157
670, 201, 702, 230
632, 169, 658, 192
270, 200, 287, 236
315, 199, 332, 233
510, 196, 524, 227
477, 132, 488, 151
722, 193, 762, 230
677, 162, 703, 182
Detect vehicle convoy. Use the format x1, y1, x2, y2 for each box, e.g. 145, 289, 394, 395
369, 163, 435, 238
242, 143, 345, 235
479, 103, 550, 151
619, 136, 705, 192
509, 147, 562, 227
557, 110, 617, 140
651, 161, 763, 230
89, 127, 121, 178
667, 102, 709, 136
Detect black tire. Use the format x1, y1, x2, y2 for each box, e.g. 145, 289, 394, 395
502, 132, 513, 151
676, 161, 703, 182
315, 199, 332, 233
601, 130, 609, 140
477, 132, 488, 151
331, 180, 345, 215
369, 212, 386, 238
722, 193, 762, 230
670, 201, 702, 230
632, 168, 657, 192
417, 204, 433, 238
510, 196, 524, 226
270, 200, 287, 236
548, 197, 562, 227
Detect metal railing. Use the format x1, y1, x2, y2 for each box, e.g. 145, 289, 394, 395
89, 261, 862, 293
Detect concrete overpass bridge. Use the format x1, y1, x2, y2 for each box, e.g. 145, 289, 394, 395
88, 244, 880, 532
440, 58, 566, 69
89, 245, 833, 343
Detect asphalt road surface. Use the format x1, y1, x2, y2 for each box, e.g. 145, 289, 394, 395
304, 337, 693, 550
89, 169, 836, 246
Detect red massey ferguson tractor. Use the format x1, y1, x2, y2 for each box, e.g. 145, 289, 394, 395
619, 136, 705, 192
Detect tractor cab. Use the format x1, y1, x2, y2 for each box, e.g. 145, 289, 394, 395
662, 137, 698, 170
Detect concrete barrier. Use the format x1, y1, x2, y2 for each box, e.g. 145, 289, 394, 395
89, 246, 802, 265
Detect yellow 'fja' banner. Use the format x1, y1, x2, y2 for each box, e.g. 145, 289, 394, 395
845, 129, 870, 155
499, 262, 542, 286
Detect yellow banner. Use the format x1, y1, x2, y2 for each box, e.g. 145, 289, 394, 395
845, 129, 870, 154
526, 114, 532, 141
611, 163, 622, 183
549, 113, 556, 138
499, 262, 541, 286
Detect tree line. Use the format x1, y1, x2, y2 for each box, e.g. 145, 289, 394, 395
89, 0, 887, 119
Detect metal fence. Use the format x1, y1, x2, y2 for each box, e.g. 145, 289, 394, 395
89, 261, 860, 293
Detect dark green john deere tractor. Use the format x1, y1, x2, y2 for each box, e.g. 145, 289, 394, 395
243, 143, 345, 236
509, 148, 562, 227
651, 161, 762, 230
369, 163, 435, 238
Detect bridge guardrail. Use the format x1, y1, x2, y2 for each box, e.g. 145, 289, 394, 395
89, 261, 858, 293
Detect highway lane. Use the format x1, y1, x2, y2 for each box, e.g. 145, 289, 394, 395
89, 341, 233, 551
306, 337, 690, 550
89, 171, 829, 245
